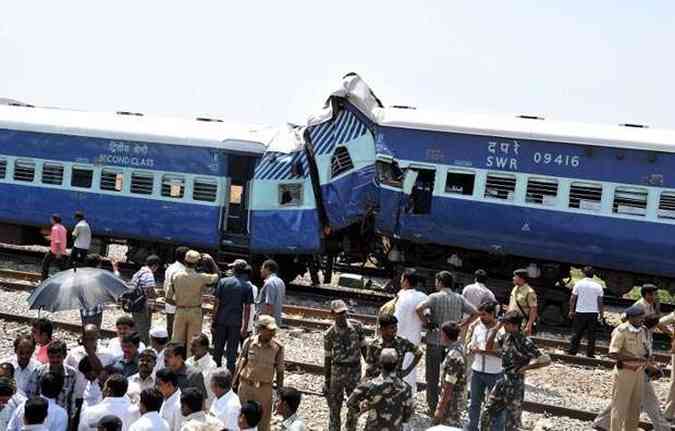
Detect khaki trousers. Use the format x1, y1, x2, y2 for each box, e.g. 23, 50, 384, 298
172, 307, 203, 356
610, 368, 644, 431
665, 354, 675, 419
238, 381, 273, 431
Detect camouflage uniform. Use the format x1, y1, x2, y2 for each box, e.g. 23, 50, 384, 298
480, 331, 543, 431
365, 336, 421, 379
324, 319, 367, 431
436, 341, 466, 427
345, 372, 414, 431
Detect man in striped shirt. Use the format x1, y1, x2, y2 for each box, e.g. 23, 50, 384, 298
129, 255, 161, 345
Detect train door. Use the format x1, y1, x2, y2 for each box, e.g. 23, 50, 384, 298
398, 167, 437, 238
221, 155, 257, 247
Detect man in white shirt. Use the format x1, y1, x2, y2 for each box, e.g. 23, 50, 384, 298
185, 335, 217, 408
567, 266, 604, 358
393, 269, 428, 397
466, 301, 504, 431
179, 388, 223, 431
66, 325, 115, 402
70, 211, 91, 267
128, 388, 169, 431
127, 350, 157, 406
462, 269, 496, 309
11, 334, 40, 395
0, 377, 26, 430
164, 247, 188, 340
78, 374, 139, 431
106, 317, 146, 361
209, 369, 240, 430
21, 397, 50, 431
7, 372, 68, 431
157, 368, 182, 430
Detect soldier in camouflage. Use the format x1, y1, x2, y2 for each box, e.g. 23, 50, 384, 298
365, 314, 423, 380
432, 321, 466, 427
323, 300, 368, 431
346, 348, 414, 431
480, 310, 551, 431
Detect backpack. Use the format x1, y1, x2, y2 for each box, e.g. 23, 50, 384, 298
119, 273, 147, 313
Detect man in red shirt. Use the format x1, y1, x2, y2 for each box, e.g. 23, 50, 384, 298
41, 214, 68, 280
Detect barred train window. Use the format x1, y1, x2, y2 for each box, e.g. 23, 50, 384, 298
376, 160, 403, 188
193, 178, 217, 202
484, 173, 516, 200
569, 182, 602, 211
331, 146, 354, 178
101, 169, 124, 192
0, 158, 7, 179
130, 172, 154, 195
279, 183, 303, 206
71, 167, 93, 188
161, 175, 185, 199
658, 192, 675, 220
445, 171, 475, 195
613, 186, 648, 216
526, 177, 558, 206
14, 160, 35, 182
42, 163, 64, 185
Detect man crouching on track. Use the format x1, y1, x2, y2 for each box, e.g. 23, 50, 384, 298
480, 310, 551, 431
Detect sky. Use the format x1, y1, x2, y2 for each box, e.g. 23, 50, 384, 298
1, 1, 675, 129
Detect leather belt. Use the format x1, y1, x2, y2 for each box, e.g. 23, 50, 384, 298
240, 376, 272, 388
620, 363, 643, 371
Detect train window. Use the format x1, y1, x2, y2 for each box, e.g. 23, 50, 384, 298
71, 167, 93, 188
279, 183, 303, 206
526, 177, 559, 206
0, 158, 7, 179
658, 192, 675, 220
101, 169, 124, 192
445, 171, 475, 195
161, 175, 185, 199
130, 172, 154, 195
41, 163, 64, 185
229, 184, 243, 205
376, 160, 403, 188
14, 160, 35, 182
484, 173, 516, 200
569, 182, 602, 211
331, 146, 354, 178
193, 178, 218, 202
613, 186, 648, 216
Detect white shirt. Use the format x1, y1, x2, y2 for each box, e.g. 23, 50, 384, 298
209, 390, 240, 430
164, 261, 186, 314
185, 354, 217, 407
180, 411, 224, 431
65, 346, 115, 399
160, 389, 183, 431
153, 348, 166, 376
469, 322, 503, 374
10, 358, 40, 395
572, 278, 604, 313
0, 393, 26, 430
78, 397, 139, 431
73, 220, 92, 250
129, 411, 170, 431
82, 380, 103, 409
127, 373, 155, 405
393, 288, 428, 346
106, 338, 146, 361
247, 282, 258, 332
8, 397, 68, 431
20, 424, 49, 431
462, 282, 497, 309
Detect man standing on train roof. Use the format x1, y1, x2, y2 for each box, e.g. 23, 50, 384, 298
166, 250, 219, 357
567, 265, 604, 358
634, 283, 661, 315
40, 214, 67, 281
70, 211, 91, 268
607, 305, 650, 431
507, 269, 538, 336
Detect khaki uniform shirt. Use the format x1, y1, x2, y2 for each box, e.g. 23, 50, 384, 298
239, 335, 285, 384
609, 322, 649, 365
167, 268, 219, 308
508, 284, 537, 317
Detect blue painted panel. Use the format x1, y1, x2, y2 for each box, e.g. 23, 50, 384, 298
378, 126, 674, 187
0, 183, 221, 248
249, 209, 322, 253
0, 129, 226, 176
321, 164, 378, 230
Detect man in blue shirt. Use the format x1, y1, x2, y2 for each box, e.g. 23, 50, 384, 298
213, 259, 254, 371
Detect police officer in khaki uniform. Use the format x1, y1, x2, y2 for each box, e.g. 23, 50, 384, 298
166, 250, 219, 356
234, 314, 285, 431
608, 305, 650, 431
507, 269, 538, 336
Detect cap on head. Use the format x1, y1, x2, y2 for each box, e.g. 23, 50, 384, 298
149, 327, 168, 339
641, 284, 658, 294
513, 269, 528, 278
138, 349, 157, 360
185, 250, 201, 264
228, 259, 248, 272
624, 305, 645, 318
379, 348, 398, 365
255, 315, 278, 331
330, 300, 348, 314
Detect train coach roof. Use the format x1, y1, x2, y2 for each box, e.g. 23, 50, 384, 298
335, 74, 675, 154
0, 103, 275, 153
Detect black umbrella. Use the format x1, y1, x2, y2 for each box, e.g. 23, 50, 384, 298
28, 267, 128, 312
